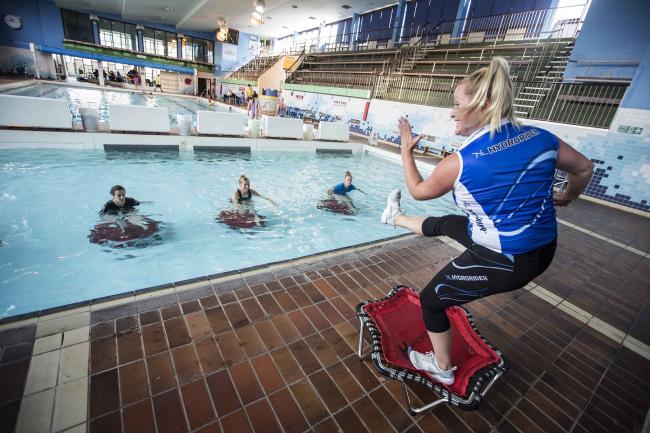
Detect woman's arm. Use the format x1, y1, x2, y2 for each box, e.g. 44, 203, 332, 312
554, 139, 594, 206
398, 117, 458, 200
231, 190, 239, 204
251, 189, 278, 206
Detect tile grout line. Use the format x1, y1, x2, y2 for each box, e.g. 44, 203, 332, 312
441, 236, 650, 362
556, 218, 649, 258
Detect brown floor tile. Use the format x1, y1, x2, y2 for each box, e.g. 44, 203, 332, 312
229, 361, 264, 405
119, 359, 149, 405
164, 316, 192, 349
278, 276, 297, 290
321, 327, 354, 359
270, 346, 304, 384
326, 361, 364, 403
234, 325, 266, 358
308, 369, 347, 413
181, 300, 202, 315
258, 293, 283, 317
146, 352, 176, 395
286, 286, 311, 308
352, 396, 397, 433
194, 337, 224, 375
312, 417, 339, 433
141, 323, 169, 357
220, 408, 253, 433
206, 370, 241, 416
246, 399, 282, 433
268, 387, 309, 433
194, 423, 220, 433
123, 398, 155, 433
0, 359, 29, 403
287, 310, 317, 338
218, 291, 237, 304
316, 300, 345, 326
90, 368, 120, 419
224, 302, 250, 328
116, 315, 138, 333
300, 281, 325, 303
215, 330, 246, 367
171, 344, 202, 385
248, 283, 268, 297
0, 342, 34, 364
273, 291, 299, 312
161, 304, 182, 320
186, 311, 213, 341
289, 379, 329, 425
205, 306, 231, 335
333, 406, 370, 433
240, 298, 266, 322
0, 400, 21, 433
305, 334, 338, 369
139, 310, 160, 326
265, 280, 283, 292
91, 321, 115, 340
271, 314, 301, 345
181, 379, 216, 430
250, 354, 284, 394
117, 329, 142, 365
288, 340, 321, 375
91, 335, 117, 374
89, 410, 122, 433
330, 296, 356, 320
312, 278, 337, 299
200, 295, 219, 309
301, 305, 330, 332
369, 386, 412, 433
153, 389, 188, 433
253, 320, 284, 352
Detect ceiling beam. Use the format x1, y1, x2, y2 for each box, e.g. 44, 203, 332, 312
177, 0, 210, 29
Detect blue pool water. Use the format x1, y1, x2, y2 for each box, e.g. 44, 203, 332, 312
1, 83, 230, 127
0, 149, 458, 318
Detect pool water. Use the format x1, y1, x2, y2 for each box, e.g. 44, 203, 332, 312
1, 83, 229, 127
0, 149, 459, 318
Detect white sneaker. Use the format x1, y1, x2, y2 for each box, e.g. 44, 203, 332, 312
381, 188, 403, 227
407, 347, 456, 385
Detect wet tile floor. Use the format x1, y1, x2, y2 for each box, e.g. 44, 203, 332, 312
0, 198, 648, 433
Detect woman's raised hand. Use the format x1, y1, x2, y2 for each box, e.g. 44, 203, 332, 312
398, 117, 422, 155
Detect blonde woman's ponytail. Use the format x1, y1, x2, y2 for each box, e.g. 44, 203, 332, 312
459, 57, 520, 136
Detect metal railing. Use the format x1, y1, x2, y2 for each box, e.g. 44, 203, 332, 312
374, 75, 627, 129
289, 70, 377, 89
225, 55, 281, 80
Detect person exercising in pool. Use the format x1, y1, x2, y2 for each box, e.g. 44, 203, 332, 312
231, 175, 277, 206
100, 185, 147, 230
326, 171, 366, 196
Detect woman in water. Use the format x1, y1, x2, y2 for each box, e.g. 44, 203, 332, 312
231, 175, 276, 206
380, 57, 593, 385
326, 170, 366, 196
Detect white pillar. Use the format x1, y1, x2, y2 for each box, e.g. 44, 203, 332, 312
193, 68, 198, 96
98, 60, 105, 86
29, 43, 41, 79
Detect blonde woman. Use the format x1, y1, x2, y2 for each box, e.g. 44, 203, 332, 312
231, 175, 276, 206
381, 57, 593, 385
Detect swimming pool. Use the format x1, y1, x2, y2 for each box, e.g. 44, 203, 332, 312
0, 82, 230, 128
0, 149, 458, 318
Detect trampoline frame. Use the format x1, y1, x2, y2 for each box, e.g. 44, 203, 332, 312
356, 286, 508, 414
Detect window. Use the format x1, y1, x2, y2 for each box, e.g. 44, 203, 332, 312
98, 18, 136, 50
61, 10, 94, 43
166, 32, 177, 58
181, 36, 213, 63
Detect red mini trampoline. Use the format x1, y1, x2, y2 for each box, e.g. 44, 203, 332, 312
356, 286, 508, 414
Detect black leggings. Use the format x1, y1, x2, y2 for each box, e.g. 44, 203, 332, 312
420, 215, 556, 333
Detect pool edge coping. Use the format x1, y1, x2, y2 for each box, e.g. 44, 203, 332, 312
0, 233, 416, 331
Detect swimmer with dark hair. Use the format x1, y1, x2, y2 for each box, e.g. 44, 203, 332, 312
231, 175, 277, 206
327, 171, 366, 196
100, 185, 140, 215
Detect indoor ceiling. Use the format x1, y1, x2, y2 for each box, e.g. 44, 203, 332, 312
53, 0, 398, 39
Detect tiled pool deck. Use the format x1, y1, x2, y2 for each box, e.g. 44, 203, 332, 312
0, 198, 648, 433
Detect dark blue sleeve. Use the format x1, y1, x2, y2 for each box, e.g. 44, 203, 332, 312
331, 183, 345, 194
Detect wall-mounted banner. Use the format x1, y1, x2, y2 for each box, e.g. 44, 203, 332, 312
222, 44, 237, 62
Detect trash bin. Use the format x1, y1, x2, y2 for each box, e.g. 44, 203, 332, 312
79, 106, 99, 132
303, 124, 314, 140
177, 114, 192, 136
248, 119, 261, 138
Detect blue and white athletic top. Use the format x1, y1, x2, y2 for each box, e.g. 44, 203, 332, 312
453, 120, 558, 254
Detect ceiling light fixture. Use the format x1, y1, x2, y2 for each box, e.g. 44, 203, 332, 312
216, 31, 226, 41
250, 11, 263, 26
254, 0, 266, 14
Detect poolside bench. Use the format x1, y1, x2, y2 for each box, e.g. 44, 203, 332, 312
0, 94, 72, 130
109, 104, 169, 133
262, 116, 303, 139
316, 121, 349, 142
196, 111, 247, 136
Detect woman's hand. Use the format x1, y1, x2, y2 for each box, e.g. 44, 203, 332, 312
553, 192, 573, 207
398, 117, 422, 155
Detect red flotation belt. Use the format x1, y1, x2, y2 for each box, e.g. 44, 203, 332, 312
217, 210, 266, 229
89, 217, 160, 246
317, 198, 357, 215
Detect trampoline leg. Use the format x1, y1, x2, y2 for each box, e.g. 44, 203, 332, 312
401, 382, 447, 415
357, 319, 370, 360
